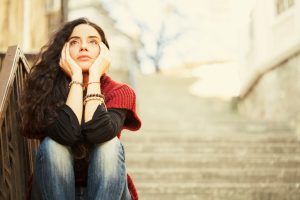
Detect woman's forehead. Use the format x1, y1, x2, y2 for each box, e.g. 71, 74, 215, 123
70, 24, 101, 39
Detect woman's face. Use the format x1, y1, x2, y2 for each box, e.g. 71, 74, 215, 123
68, 24, 102, 72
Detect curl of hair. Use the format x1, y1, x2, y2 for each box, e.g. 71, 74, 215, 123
20, 18, 110, 138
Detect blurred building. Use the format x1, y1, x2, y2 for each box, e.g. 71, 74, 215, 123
68, 0, 141, 85
0, 0, 66, 52
237, 0, 300, 126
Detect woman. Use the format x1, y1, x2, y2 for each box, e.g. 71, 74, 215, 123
21, 18, 141, 200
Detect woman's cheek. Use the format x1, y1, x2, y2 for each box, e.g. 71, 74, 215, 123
96, 45, 101, 57
69, 49, 77, 60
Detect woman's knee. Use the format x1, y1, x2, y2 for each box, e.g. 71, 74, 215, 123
32, 137, 75, 199
90, 137, 125, 173
93, 137, 124, 157
36, 137, 73, 169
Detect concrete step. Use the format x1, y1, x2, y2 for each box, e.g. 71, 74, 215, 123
128, 74, 300, 199
122, 132, 299, 144
136, 121, 294, 135
136, 183, 300, 200
123, 142, 300, 154
126, 153, 300, 168
128, 168, 300, 183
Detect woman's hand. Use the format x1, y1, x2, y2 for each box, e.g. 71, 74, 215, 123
88, 42, 111, 80
59, 43, 82, 80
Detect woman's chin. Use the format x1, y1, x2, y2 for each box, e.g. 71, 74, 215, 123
80, 65, 90, 73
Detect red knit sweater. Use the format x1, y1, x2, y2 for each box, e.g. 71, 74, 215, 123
101, 74, 141, 133
26, 74, 142, 200
100, 74, 142, 200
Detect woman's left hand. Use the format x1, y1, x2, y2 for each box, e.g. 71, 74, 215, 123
59, 43, 83, 79
89, 42, 111, 79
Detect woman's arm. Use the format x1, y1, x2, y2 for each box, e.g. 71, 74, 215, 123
46, 104, 83, 146
60, 43, 84, 123
84, 74, 102, 122
45, 43, 84, 146
83, 106, 127, 143
84, 43, 110, 122
66, 73, 83, 124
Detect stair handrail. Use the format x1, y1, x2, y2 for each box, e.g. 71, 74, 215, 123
0, 45, 30, 124
0, 45, 39, 200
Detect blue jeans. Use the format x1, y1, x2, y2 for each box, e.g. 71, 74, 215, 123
31, 137, 132, 200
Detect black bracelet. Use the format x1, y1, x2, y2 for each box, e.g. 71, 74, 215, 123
84, 93, 105, 101
69, 81, 83, 89
83, 96, 104, 106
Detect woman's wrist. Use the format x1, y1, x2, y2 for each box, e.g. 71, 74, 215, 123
71, 73, 83, 82
88, 74, 101, 82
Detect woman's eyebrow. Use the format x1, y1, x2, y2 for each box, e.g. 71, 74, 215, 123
88, 36, 100, 39
68, 36, 80, 41
69, 36, 100, 40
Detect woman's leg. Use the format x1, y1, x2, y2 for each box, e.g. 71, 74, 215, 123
87, 137, 131, 200
75, 187, 86, 200
31, 137, 75, 200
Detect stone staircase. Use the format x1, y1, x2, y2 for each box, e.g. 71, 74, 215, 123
121, 73, 300, 200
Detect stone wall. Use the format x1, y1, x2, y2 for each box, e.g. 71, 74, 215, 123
237, 50, 300, 128
0, 0, 24, 50
0, 0, 63, 52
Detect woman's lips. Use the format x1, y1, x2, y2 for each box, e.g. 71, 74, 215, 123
77, 55, 91, 61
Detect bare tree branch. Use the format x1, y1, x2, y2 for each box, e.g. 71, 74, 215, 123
103, 0, 185, 72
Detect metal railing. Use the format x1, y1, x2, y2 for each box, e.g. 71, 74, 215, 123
0, 46, 39, 200
0, 52, 5, 71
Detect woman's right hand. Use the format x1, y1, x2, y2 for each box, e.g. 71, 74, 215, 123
59, 43, 82, 79
88, 42, 111, 79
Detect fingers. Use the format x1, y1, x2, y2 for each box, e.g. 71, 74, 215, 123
88, 42, 111, 75
99, 42, 111, 63
65, 43, 71, 61
59, 44, 67, 69
59, 57, 72, 77
93, 42, 109, 64
99, 42, 107, 50
99, 43, 109, 55
59, 43, 73, 77
100, 43, 111, 74
60, 44, 66, 67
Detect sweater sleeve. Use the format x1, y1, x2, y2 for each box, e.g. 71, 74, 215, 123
81, 105, 127, 144
105, 84, 142, 131
44, 104, 83, 146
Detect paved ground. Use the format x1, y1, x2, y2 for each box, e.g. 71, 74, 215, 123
121, 73, 300, 200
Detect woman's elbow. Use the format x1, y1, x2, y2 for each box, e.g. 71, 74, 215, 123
85, 124, 118, 144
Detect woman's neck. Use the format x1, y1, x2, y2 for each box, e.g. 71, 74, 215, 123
83, 73, 89, 88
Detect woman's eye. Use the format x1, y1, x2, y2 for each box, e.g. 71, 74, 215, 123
89, 40, 98, 45
70, 40, 79, 46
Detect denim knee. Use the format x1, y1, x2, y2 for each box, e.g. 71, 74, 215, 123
36, 137, 73, 173
89, 137, 125, 179
32, 137, 75, 200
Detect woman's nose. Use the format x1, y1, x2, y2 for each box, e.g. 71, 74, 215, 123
80, 41, 88, 51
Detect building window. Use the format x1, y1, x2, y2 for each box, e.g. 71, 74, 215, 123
45, 0, 63, 35
45, 0, 61, 12
276, 0, 295, 15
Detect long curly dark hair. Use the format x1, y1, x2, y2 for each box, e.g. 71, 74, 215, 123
21, 18, 109, 138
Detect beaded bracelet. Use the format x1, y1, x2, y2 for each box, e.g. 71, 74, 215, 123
84, 97, 107, 111
83, 96, 104, 106
69, 81, 83, 89
84, 93, 105, 101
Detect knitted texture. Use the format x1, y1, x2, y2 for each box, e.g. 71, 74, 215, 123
101, 74, 141, 132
